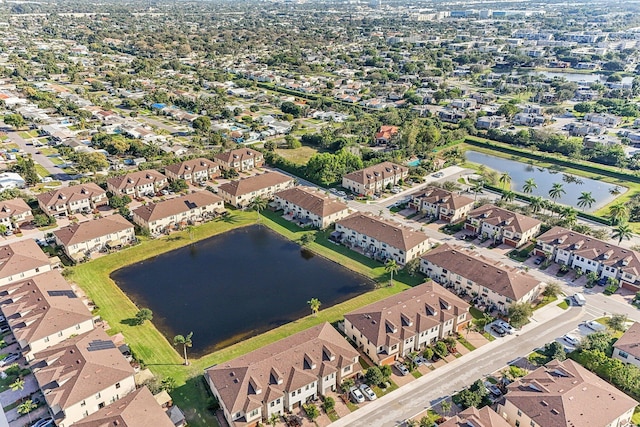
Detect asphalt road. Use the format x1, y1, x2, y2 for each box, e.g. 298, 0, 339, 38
4, 130, 71, 181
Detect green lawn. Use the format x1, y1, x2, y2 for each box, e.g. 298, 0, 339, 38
411, 370, 423, 379
558, 300, 570, 310
632, 406, 640, 425
34, 164, 50, 178
67, 208, 426, 427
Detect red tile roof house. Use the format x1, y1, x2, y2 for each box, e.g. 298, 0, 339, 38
0, 197, 32, 230
106, 169, 168, 199
341, 162, 409, 196
37, 183, 108, 217
334, 212, 430, 265
497, 359, 637, 427
0, 239, 53, 287
53, 214, 135, 262
214, 148, 264, 172
420, 244, 544, 314
31, 328, 136, 427
439, 407, 511, 427
408, 186, 474, 223
273, 186, 351, 229
0, 270, 94, 360
374, 125, 399, 145
164, 158, 220, 184
465, 204, 541, 248
613, 322, 640, 368
218, 171, 295, 209
205, 323, 361, 427
343, 281, 469, 365
535, 226, 640, 291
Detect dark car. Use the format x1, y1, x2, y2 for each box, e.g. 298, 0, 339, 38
491, 324, 506, 337
534, 256, 545, 265
597, 277, 608, 286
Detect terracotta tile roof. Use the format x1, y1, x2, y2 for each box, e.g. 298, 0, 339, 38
0, 270, 93, 346
614, 322, 640, 359
36, 183, 106, 207
275, 186, 349, 217
336, 212, 429, 251
439, 406, 511, 427
164, 157, 218, 176
205, 323, 360, 415
468, 204, 541, 234
0, 240, 50, 281
375, 125, 399, 140
411, 186, 474, 211
421, 244, 542, 300
218, 171, 294, 197
106, 169, 167, 192
214, 148, 263, 164
132, 191, 223, 223
0, 197, 31, 220
73, 387, 174, 427
505, 359, 637, 427
32, 328, 135, 411
342, 162, 408, 186
537, 226, 640, 279
53, 215, 133, 247
344, 281, 468, 362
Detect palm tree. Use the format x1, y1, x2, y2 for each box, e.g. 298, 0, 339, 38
548, 183, 566, 215
307, 298, 321, 317
249, 196, 268, 223
173, 332, 193, 366
472, 180, 484, 202
522, 178, 537, 194
560, 207, 578, 230
385, 259, 399, 287
529, 196, 544, 214
186, 225, 195, 241
609, 202, 629, 225
440, 400, 452, 417
577, 192, 596, 212
268, 414, 279, 427
17, 400, 36, 424
612, 223, 633, 245
10, 378, 24, 392
498, 172, 511, 190
501, 190, 515, 203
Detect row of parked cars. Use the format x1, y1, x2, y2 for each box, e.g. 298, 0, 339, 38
489, 320, 516, 337
349, 383, 377, 403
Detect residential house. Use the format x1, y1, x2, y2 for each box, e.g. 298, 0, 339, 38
31, 328, 136, 427
438, 109, 467, 124
214, 148, 264, 172
612, 322, 640, 368
498, 359, 637, 427
218, 172, 294, 208
132, 191, 225, 235
73, 387, 175, 427
334, 213, 430, 265
205, 323, 360, 427
37, 183, 108, 217
465, 204, 541, 248
513, 112, 546, 126
420, 244, 545, 312
408, 187, 474, 223
342, 162, 409, 196
106, 170, 168, 199
273, 187, 350, 229
344, 281, 469, 365
535, 226, 640, 289
0, 197, 32, 230
439, 407, 511, 427
53, 215, 135, 262
0, 172, 26, 189
164, 158, 220, 184
374, 125, 399, 145
0, 240, 52, 287
0, 270, 94, 360
584, 112, 621, 127
476, 116, 507, 129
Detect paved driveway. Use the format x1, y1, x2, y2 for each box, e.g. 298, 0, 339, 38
0, 374, 38, 407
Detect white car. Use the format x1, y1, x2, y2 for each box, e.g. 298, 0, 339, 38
563, 334, 580, 346
585, 320, 605, 332
350, 386, 365, 403
394, 361, 410, 376
359, 383, 377, 401
496, 320, 515, 334
0, 353, 20, 367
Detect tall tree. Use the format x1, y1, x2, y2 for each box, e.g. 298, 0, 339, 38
472, 181, 484, 202
577, 192, 596, 212
249, 196, 268, 223
612, 223, 633, 244
498, 172, 511, 190
385, 259, 399, 287
609, 202, 629, 225
501, 190, 515, 203
548, 183, 566, 214
522, 178, 537, 194
173, 332, 193, 366
307, 298, 321, 317
529, 196, 544, 214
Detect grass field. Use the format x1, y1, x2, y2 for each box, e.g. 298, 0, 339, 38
34, 164, 50, 178
275, 145, 319, 165
67, 208, 425, 427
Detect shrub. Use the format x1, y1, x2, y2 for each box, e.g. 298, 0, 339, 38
434, 341, 449, 359
365, 366, 384, 386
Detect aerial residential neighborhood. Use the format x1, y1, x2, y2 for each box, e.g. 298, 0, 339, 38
0, 0, 638, 426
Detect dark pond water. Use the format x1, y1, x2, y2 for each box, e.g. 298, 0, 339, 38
111, 225, 374, 357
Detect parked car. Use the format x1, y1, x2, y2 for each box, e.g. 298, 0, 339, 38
573, 293, 586, 306
484, 381, 502, 397
350, 386, 365, 403
597, 277, 608, 286
496, 320, 515, 334
490, 324, 506, 337
534, 256, 545, 265
394, 361, 410, 376
585, 320, 605, 331
31, 418, 53, 427
359, 383, 377, 401
563, 334, 580, 346
0, 353, 20, 366
0, 326, 9, 334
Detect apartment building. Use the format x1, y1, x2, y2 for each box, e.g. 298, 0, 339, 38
613, 322, 640, 368
218, 171, 294, 208
0, 197, 32, 230
498, 359, 637, 427
106, 169, 168, 199
408, 187, 474, 223
53, 214, 135, 262
334, 213, 430, 265
465, 204, 541, 248
0, 240, 52, 287
0, 270, 94, 360
164, 158, 220, 184
535, 226, 640, 289
32, 328, 136, 427
214, 148, 264, 171
341, 162, 409, 196
273, 186, 350, 229
132, 191, 225, 234
420, 244, 544, 312
37, 183, 108, 217
343, 281, 469, 365
205, 323, 360, 427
